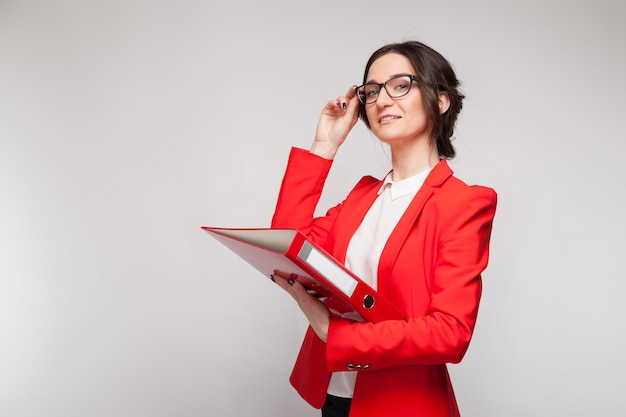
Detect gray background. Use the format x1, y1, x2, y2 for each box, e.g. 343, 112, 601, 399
1, 0, 625, 416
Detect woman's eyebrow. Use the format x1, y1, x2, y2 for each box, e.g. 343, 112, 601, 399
365, 73, 412, 83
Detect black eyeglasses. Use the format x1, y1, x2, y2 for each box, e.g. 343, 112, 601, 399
356, 74, 420, 104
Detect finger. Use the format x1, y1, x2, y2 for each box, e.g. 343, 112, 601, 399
322, 98, 345, 115
272, 273, 292, 290
273, 271, 297, 284
334, 96, 348, 110
272, 273, 316, 302
345, 85, 357, 100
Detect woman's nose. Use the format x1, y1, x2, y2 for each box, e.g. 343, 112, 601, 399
376, 87, 394, 106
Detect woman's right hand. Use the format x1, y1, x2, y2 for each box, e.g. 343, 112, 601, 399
310, 86, 360, 159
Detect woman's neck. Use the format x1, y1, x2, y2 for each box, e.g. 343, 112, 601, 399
389, 140, 440, 181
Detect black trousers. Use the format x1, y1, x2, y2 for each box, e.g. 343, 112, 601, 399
321, 394, 352, 417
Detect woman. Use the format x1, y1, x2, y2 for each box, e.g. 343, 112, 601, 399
272, 40, 497, 417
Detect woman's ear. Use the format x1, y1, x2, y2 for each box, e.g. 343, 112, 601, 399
438, 92, 451, 114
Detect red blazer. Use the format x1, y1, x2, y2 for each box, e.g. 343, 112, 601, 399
272, 148, 497, 417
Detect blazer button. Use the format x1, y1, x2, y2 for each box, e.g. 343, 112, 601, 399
346, 363, 356, 371
363, 364, 370, 370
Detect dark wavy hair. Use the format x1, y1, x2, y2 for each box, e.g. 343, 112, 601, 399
359, 41, 464, 159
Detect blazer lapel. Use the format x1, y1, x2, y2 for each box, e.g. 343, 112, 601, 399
377, 160, 453, 296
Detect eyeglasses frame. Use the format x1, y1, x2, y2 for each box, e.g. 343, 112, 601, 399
355, 74, 421, 104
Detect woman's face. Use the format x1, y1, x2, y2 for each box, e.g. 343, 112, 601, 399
364, 53, 432, 147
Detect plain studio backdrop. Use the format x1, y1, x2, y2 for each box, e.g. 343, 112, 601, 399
1, 0, 625, 416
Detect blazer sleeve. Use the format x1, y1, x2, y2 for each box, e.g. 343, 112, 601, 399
271, 147, 344, 245
326, 185, 497, 371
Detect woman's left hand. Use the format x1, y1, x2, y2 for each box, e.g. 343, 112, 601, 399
272, 272, 331, 342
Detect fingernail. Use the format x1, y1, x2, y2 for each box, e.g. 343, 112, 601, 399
290, 273, 298, 279
342, 102, 347, 109
288, 278, 295, 286
270, 275, 276, 282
